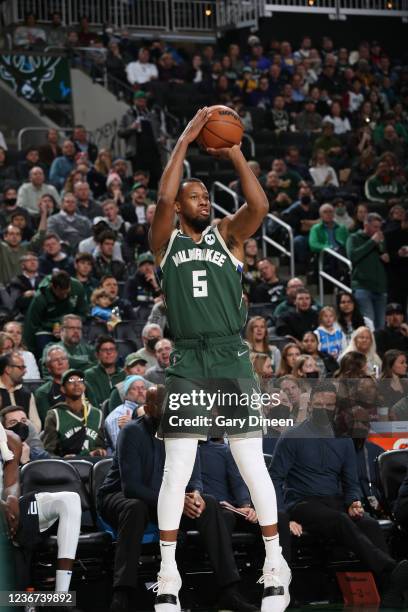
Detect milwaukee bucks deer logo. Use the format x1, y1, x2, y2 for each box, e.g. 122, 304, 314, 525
0, 55, 61, 100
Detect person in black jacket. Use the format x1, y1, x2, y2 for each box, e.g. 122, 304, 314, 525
276, 289, 319, 340
97, 386, 257, 612
124, 252, 161, 306
8, 252, 44, 315
271, 382, 408, 608
93, 230, 126, 281
375, 303, 408, 358
394, 467, 408, 529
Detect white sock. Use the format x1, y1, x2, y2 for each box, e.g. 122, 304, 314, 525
159, 540, 177, 571
55, 569, 72, 592
263, 535, 282, 570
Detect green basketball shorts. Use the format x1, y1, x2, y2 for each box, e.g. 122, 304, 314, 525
157, 334, 265, 440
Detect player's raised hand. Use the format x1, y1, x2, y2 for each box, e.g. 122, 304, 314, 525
182, 107, 211, 144
206, 143, 241, 160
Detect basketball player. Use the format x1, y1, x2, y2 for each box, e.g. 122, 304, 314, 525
149, 107, 290, 611
0, 422, 81, 606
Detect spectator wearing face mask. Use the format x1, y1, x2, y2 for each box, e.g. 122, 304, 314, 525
0, 405, 49, 463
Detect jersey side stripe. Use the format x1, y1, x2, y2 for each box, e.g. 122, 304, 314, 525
213, 225, 244, 272
160, 229, 179, 269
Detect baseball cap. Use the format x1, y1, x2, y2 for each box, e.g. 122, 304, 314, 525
386, 303, 404, 315
93, 216, 108, 226
61, 369, 84, 385
137, 252, 154, 265
242, 66, 252, 73
125, 353, 148, 368
131, 181, 146, 192
134, 90, 147, 99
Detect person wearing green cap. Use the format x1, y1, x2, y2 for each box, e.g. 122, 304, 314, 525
124, 250, 162, 307
118, 83, 162, 186
121, 181, 152, 224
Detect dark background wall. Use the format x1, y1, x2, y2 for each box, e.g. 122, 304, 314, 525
219, 13, 406, 59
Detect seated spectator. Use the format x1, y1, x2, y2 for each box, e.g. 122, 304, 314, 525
38, 128, 62, 167
38, 233, 75, 276
0, 332, 14, 354
241, 238, 261, 296
106, 41, 128, 95
98, 385, 253, 612
90, 288, 121, 332
262, 170, 291, 211
0, 405, 49, 462
49, 140, 76, 191
267, 95, 290, 132
295, 98, 322, 133
0, 149, 18, 192
74, 252, 98, 304
323, 100, 352, 135
94, 148, 112, 178
16, 166, 60, 218
132, 323, 162, 370
78, 217, 124, 262
250, 258, 285, 306
332, 197, 354, 229
249, 76, 273, 109
107, 352, 149, 414
49, 314, 96, 373
394, 467, 408, 528
380, 349, 408, 407
0, 352, 41, 432
309, 203, 348, 253
314, 306, 347, 360
73, 181, 102, 219
99, 275, 133, 320
253, 353, 275, 390
125, 47, 158, 86
335, 291, 373, 345
269, 158, 302, 202
375, 303, 408, 358
121, 182, 152, 225
101, 199, 130, 242
3, 321, 40, 380
270, 382, 408, 608
14, 12, 47, 48
35, 345, 69, 425
144, 339, 172, 385
93, 230, 126, 281
23, 270, 88, 356
340, 326, 382, 377
84, 336, 125, 409
0, 203, 47, 286
8, 252, 44, 316
43, 369, 107, 458
284, 146, 312, 182
71, 125, 98, 163
276, 343, 301, 377
17, 147, 45, 182
279, 375, 309, 423
9, 209, 34, 242
281, 185, 319, 264
364, 160, 404, 207
276, 288, 319, 340
376, 124, 405, 159
312, 121, 342, 157
309, 150, 339, 189
274, 278, 310, 318
245, 316, 281, 374
126, 203, 156, 259
346, 213, 388, 330
301, 331, 338, 377
47, 192, 92, 251
350, 202, 369, 233
104, 375, 147, 452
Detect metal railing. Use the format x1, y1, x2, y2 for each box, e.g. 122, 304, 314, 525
318, 248, 352, 304
183, 159, 191, 179
242, 133, 255, 158
17, 127, 92, 151
210, 181, 239, 212
262, 213, 295, 277
264, 0, 408, 19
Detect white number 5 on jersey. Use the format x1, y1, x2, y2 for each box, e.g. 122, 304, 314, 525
192, 270, 208, 297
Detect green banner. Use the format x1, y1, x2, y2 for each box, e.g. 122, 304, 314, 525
0, 54, 71, 103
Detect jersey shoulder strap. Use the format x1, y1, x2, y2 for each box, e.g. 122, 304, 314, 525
160, 229, 179, 269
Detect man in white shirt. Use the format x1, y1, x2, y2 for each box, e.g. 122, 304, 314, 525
126, 48, 158, 85
17, 167, 60, 216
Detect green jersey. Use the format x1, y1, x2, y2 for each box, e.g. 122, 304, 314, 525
159, 225, 246, 339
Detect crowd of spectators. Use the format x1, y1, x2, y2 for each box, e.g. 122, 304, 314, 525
1, 20, 408, 610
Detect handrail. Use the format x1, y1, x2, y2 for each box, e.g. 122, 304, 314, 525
318, 248, 352, 304
17, 127, 93, 150
210, 181, 239, 212
183, 160, 191, 179
261, 213, 295, 277
211, 201, 231, 218
242, 133, 255, 158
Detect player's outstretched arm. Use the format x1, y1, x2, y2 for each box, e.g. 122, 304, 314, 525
149, 107, 210, 256
209, 145, 268, 244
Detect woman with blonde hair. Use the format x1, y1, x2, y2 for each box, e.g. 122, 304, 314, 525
245, 316, 281, 374
252, 353, 274, 392
94, 148, 112, 176
292, 354, 320, 379
0, 332, 15, 354
340, 326, 382, 377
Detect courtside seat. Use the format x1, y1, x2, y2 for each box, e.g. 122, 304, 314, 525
377, 449, 408, 516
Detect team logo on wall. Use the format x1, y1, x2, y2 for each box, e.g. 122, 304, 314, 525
205, 234, 215, 245
0, 55, 68, 101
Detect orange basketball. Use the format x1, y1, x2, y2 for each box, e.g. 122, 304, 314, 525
197, 105, 244, 149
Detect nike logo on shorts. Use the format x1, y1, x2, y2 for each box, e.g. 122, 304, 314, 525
238, 349, 248, 357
